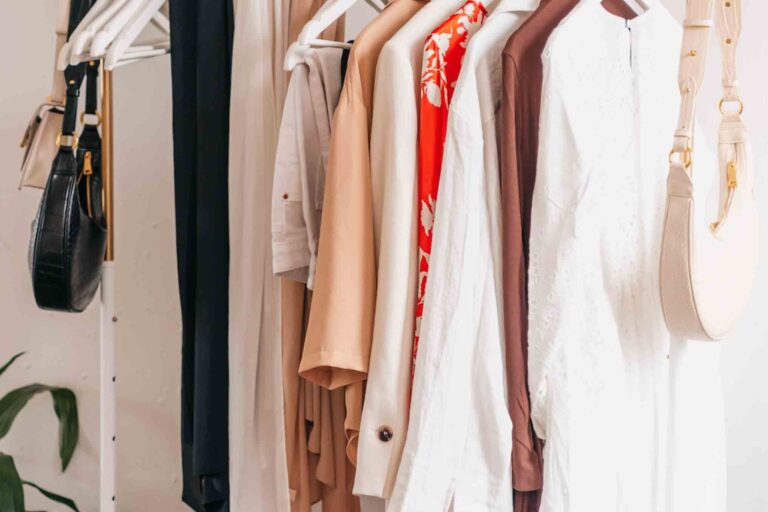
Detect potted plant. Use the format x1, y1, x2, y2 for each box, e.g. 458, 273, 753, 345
0, 352, 80, 511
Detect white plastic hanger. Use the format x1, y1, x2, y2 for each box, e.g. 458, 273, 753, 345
489, 0, 539, 16
69, 0, 131, 64
57, 0, 115, 69
598, 0, 652, 16
622, 0, 648, 14
64, 0, 170, 69
89, 0, 152, 57
285, 0, 387, 71
104, 0, 168, 69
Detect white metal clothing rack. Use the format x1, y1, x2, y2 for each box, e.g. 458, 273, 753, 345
100, 66, 116, 512
97, 50, 167, 511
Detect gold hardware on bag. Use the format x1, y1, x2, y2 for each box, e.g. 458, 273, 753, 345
83, 151, 94, 218
719, 98, 744, 115
83, 151, 93, 176
80, 111, 102, 127
56, 133, 79, 150
726, 160, 738, 189
710, 159, 738, 233
668, 147, 692, 168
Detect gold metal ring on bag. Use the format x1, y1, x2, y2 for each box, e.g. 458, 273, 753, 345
56, 133, 79, 150
80, 111, 102, 126
719, 98, 744, 115
668, 147, 692, 168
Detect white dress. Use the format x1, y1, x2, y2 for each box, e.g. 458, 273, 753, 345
228, 0, 291, 510
528, 1, 726, 511
388, 7, 532, 511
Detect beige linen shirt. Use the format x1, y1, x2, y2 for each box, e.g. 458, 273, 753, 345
272, 48, 342, 289
299, 0, 427, 468
352, 0, 467, 500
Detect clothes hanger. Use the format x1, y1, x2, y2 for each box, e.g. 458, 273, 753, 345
599, 0, 652, 16
89, 0, 152, 57
284, 0, 383, 71
57, 0, 114, 69
104, 0, 169, 69
489, 0, 539, 16
66, 1, 170, 67
69, 0, 131, 63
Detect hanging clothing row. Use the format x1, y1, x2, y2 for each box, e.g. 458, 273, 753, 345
18, 0, 756, 510
162, 0, 754, 510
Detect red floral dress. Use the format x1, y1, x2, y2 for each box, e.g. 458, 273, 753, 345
413, 0, 487, 379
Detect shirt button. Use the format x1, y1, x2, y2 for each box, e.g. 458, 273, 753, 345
378, 426, 394, 443
283, 193, 289, 200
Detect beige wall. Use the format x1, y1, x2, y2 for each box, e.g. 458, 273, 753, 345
0, 2, 765, 511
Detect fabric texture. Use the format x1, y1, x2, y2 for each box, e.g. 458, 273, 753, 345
228, 1, 344, 510
529, 2, 726, 510
168, 0, 234, 509
412, 0, 487, 374
352, 0, 467, 500
389, 7, 532, 511
499, 1, 635, 507
300, 0, 427, 473
272, 49, 342, 290
273, 47, 361, 512
228, 0, 290, 510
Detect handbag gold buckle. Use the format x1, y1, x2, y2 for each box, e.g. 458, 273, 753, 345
668, 147, 692, 169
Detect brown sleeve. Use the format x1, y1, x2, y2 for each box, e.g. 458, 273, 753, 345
500, 50, 544, 496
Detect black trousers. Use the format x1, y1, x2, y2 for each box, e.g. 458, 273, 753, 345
168, 1, 234, 510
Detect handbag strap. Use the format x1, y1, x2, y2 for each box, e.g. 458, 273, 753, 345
671, 0, 743, 162
715, 0, 741, 104
86, 60, 100, 116
58, 0, 97, 148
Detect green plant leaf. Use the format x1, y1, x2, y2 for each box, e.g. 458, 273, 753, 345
0, 452, 25, 512
0, 353, 25, 379
22, 480, 80, 512
0, 385, 79, 471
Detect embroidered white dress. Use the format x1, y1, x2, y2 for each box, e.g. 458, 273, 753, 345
528, 1, 726, 511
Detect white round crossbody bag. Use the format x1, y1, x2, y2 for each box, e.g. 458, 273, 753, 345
661, 0, 759, 341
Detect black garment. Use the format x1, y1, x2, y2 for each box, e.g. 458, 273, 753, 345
340, 40, 354, 82
168, 1, 234, 510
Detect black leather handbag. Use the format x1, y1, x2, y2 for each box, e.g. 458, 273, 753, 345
29, 59, 107, 312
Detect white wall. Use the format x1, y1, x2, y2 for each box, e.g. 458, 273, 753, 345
0, 2, 765, 511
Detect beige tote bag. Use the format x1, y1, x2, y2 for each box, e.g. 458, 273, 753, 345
18, 0, 69, 190
661, 0, 759, 341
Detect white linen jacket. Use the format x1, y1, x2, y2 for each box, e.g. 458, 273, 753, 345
353, 0, 467, 501
388, 7, 533, 511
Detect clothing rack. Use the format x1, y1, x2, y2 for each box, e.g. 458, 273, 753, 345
99, 65, 117, 512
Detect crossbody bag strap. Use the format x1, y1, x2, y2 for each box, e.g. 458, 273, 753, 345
83, 60, 101, 124
670, 0, 720, 160
715, 0, 741, 106
671, 0, 715, 162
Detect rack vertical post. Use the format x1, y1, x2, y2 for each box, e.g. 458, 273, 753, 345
99, 65, 117, 512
